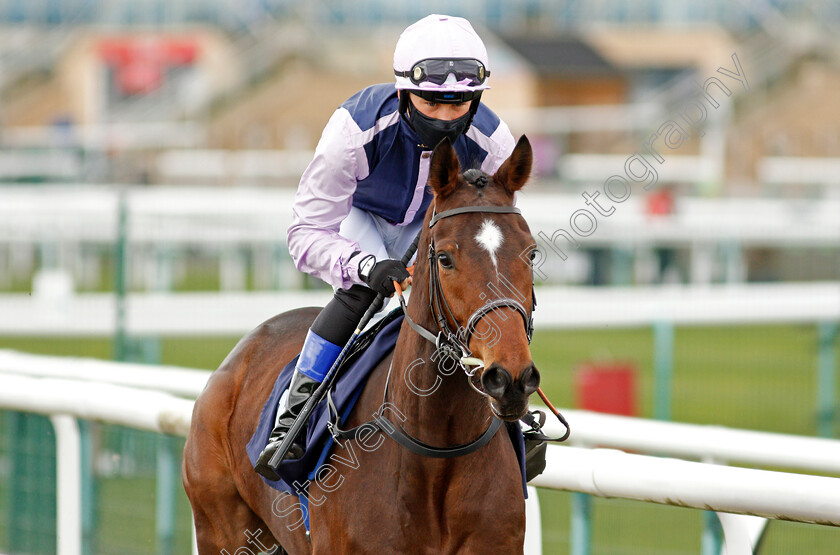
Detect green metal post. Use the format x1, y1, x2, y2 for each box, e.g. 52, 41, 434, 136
154, 246, 175, 292
817, 322, 839, 438
653, 321, 674, 421
40, 242, 58, 270
610, 247, 634, 286
721, 241, 744, 283
7, 413, 57, 553
156, 435, 176, 555
274, 243, 289, 290
570, 492, 592, 555
79, 421, 96, 555
701, 511, 723, 555
114, 190, 129, 362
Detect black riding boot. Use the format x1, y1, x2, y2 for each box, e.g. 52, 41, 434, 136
254, 370, 319, 478
254, 285, 376, 480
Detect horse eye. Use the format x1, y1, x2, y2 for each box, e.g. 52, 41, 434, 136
528, 248, 539, 262
437, 252, 454, 269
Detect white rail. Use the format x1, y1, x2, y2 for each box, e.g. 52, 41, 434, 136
542, 409, 840, 474
531, 446, 840, 525
0, 290, 332, 336
3, 352, 840, 475
0, 374, 194, 555
1, 281, 837, 336
0, 349, 209, 397
1, 186, 838, 246
3, 361, 840, 554
5, 350, 839, 477
758, 156, 840, 188
0, 374, 194, 436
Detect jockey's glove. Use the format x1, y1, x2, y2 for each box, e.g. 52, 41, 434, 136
358, 255, 409, 296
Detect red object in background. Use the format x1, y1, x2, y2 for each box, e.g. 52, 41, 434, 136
645, 188, 675, 217
98, 37, 199, 95
574, 363, 637, 416
117, 59, 162, 95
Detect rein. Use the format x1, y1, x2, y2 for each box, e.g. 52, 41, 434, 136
332, 203, 568, 458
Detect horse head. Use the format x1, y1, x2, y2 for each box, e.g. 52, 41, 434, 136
421, 135, 539, 421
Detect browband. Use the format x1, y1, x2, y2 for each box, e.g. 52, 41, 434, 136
429, 206, 521, 228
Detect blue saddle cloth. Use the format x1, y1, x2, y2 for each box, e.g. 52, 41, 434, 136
246, 310, 527, 498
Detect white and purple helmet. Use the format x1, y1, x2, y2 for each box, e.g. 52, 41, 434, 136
394, 14, 491, 104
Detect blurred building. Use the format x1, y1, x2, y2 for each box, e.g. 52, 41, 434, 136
0, 0, 838, 285
1, 1, 839, 190
499, 36, 627, 106
728, 60, 840, 192
2, 29, 239, 127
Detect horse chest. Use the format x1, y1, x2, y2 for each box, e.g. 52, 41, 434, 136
310, 451, 525, 553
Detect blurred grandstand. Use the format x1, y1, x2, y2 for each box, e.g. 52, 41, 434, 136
0, 0, 838, 288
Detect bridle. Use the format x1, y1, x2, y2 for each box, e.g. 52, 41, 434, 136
401, 203, 536, 376
329, 201, 569, 459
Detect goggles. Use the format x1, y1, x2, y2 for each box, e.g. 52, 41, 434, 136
395, 58, 489, 87
409, 89, 482, 103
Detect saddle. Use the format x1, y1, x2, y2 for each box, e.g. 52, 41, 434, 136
247, 308, 550, 500
246, 309, 406, 495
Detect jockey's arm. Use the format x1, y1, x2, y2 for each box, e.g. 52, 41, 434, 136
287, 109, 375, 291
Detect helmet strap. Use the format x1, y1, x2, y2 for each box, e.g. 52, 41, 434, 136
463, 93, 482, 135
399, 90, 411, 118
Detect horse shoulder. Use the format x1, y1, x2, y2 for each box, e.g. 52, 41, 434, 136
185, 307, 322, 554
193, 307, 321, 437
307, 354, 406, 549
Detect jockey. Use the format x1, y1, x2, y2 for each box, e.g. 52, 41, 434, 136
255, 14, 516, 474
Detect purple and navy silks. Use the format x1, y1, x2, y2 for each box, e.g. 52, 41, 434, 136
286, 83, 516, 291
246, 312, 528, 501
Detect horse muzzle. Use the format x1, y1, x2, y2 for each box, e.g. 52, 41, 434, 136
480, 363, 540, 421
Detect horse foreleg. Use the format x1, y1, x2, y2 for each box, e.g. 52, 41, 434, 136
192, 502, 283, 554
184, 438, 285, 554
186, 465, 284, 555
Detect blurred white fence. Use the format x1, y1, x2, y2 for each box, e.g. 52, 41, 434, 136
558, 153, 721, 184
0, 151, 81, 181
2, 184, 838, 292
1, 185, 838, 247
758, 157, 840, 190
1, 123, 206, 151
531, 445, 840, 553
156, 149, 314, 182
0, 281, 836, 336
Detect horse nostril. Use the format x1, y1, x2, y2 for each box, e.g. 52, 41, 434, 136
481, 365, 512, 400
519, 365, 540, 396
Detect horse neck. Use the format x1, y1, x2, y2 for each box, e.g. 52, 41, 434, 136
387, 260, 492, 446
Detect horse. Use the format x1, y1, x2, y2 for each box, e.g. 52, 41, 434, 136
183, 135, 540, 554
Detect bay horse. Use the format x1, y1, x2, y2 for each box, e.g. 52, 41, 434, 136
183, 135, 540, 554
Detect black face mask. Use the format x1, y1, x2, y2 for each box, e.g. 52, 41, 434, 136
408, 106, 471, 148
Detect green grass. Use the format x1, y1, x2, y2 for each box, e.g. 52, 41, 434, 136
532, 324, 831, 435
531, 324, 840, 553
1, 324, 839, 554
94, 470, 194, 555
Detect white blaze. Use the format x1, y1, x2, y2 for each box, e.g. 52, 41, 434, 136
475, 219, 503, 270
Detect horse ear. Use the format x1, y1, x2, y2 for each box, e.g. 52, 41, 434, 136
494, 135, 533, 195
428, 137, 461, 199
